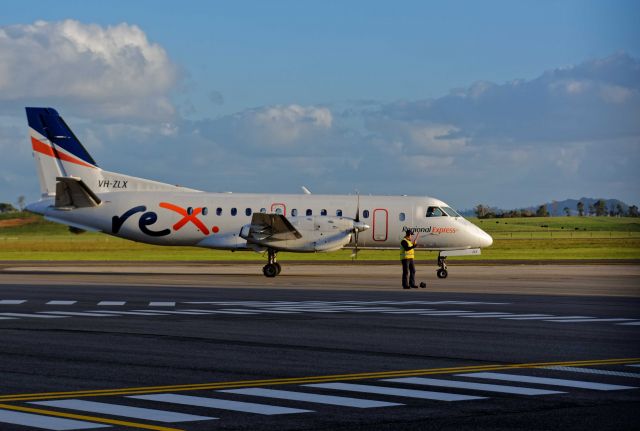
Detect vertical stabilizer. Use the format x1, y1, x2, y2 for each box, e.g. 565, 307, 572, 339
25, 107, 200, 195
26, 107, 99, 197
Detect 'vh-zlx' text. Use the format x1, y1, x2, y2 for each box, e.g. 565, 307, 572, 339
98, 179, 128, 189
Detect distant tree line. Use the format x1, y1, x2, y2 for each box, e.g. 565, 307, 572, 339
475, 199, 639, 219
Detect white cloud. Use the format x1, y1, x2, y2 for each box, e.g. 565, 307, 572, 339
0, 20, 178, 120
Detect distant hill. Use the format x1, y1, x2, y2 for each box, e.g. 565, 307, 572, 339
460, 198, 634, 217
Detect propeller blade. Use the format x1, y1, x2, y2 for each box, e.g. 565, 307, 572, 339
352, 192, 361, 259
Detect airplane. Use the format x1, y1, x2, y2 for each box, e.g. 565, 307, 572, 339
24, 107, 493, 278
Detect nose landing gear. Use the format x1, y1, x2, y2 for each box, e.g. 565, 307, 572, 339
262, 248, 282, 277
436, 254, 448, 279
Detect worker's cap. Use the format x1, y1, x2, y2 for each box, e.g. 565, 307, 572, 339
405, 229, 413, 235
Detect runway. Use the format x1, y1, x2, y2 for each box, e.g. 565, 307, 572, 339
0, 263, 639, 430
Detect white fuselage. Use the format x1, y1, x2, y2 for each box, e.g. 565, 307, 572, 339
32, 191, 493, 252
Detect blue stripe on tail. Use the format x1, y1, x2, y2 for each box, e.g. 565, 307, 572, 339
25, 107, 98, 167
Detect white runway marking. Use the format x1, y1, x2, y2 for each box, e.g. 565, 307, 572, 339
148, 302, 175, 307
0, 300, 26, 305
221, 388, 402, 408
97, 301, 125, 306
462, 313, 515, 318
499, 315, 554, 320
181, 309, 260, 315
86, 310, 167, 316
457, 372, 637, 391
39, 312, 116, 317
544, 366, 640, 379
543, 318, 635, 323
0, 408, 107, 430
0, 313, 66, 319
132, 310, 213, 315
46, 301, 77, 305
382, 377, 564, 395
618, 321, 640, 326
130, 393, 311, 415
627, 364, 640, 367
32, 399, 213, 422
305, 383, 485, 401
219, 308, 299, 314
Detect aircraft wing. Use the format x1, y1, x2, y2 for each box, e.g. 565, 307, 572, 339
244, 213, 303, 242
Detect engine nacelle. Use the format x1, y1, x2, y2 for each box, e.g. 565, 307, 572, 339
241, 215, 360, 252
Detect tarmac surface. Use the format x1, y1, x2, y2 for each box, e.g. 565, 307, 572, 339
0, 262, 639, 430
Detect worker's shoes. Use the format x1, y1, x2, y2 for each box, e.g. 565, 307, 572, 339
402, 286, 410, 289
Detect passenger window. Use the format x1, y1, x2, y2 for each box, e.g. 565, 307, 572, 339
275, 207, 283, 215
321, 209, 327, 216
245, 208, 252, 216
306, 209, 312, 216
202, 207, 208, 216
363, 210, 370, 219
231, 208, 237, 216
260, 208, 266, 213
291, 208, 298, 216
216, 207, 222, 216
426, 206, 446, 217
187, 207, 193, 215
399, 212, 405, 221
336, 209, 343, 217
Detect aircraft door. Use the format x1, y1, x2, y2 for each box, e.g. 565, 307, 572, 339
270, 203, 286, 216
372, 208, 388, 241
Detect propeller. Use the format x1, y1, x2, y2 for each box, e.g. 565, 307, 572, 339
350, 192, 369, 259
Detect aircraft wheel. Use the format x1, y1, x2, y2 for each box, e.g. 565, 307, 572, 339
274, 262, 282, 275
436, 268, 448, 279
263, 264, 278, 278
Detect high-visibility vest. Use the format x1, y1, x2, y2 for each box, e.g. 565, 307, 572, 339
400, 238, 414, 260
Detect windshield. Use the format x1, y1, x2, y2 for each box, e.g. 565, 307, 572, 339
442, 206, 461, 217
426, 206, 446, 217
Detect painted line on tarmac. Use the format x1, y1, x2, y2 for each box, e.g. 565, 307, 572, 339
544, 366, 640, 379
220, 388, 401, 408
1, 358, 638, 403
0, 403, 184, 431
457, 372, 636, 391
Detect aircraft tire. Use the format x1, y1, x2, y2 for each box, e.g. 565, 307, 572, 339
274, 262, 282, 275
263, 264, 278, 278
436, 268, 448, 279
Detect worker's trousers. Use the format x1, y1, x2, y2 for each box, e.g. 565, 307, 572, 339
401, 259, 416, 288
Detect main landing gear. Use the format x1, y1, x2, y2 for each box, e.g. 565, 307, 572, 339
436, 254, 448, 279
262, 248, 282, 278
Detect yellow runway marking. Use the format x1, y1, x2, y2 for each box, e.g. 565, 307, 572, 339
0, 403, 184, 431
0, 357, 637, 403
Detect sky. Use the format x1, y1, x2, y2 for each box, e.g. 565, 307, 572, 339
0, 0, 638, 210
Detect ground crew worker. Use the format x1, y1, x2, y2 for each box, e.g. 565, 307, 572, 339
400, 230, 418, 289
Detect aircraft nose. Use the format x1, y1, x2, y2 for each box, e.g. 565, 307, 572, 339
478, 229, 493, 248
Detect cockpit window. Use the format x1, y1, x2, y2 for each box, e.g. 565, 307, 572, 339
442, 206, 461, 217
426, 206, 446, 217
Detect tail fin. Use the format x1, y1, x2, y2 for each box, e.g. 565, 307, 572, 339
26, 107, 98, 196
26, 107, 199, 196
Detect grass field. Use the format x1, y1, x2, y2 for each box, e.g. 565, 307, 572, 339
1, 212, 639, 261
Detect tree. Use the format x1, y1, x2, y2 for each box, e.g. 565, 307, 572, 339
588, 203, 595, 216
536, 204, 549, 217
616, 203, 624, 217
474, 204, 488, 218
564, 207, 571, 217
577, 201, 584, 217
0, 202, 17, 213
629, 205, 639, 217
16, 195, 26, 211
595, 199, 607, 216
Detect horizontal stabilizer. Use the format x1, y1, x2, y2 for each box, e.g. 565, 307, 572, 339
55, 176, 101, 209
